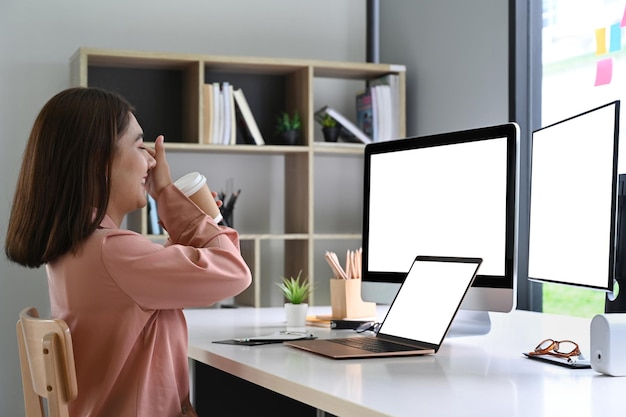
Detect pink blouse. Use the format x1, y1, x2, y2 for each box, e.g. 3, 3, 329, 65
47, 184, 252, 417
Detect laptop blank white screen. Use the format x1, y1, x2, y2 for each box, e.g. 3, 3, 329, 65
379, 258, 480, 345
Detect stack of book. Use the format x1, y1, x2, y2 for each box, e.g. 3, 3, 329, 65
202, 83, 265, 145
355, 74, 401, 142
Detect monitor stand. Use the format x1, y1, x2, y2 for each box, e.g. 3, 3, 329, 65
447, 310, 492, 337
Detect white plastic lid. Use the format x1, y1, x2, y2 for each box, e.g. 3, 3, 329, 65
173, 172, 206, 197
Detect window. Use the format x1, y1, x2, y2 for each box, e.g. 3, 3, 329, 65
532, 0, 626, 317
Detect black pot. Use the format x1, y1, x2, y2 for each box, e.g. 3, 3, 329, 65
280, 130, 300, 145
322, 126, 340, 142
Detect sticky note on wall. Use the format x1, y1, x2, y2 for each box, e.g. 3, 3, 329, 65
610, 23, 622, 52
596, 27, 607, 55
594, 58, 613, 86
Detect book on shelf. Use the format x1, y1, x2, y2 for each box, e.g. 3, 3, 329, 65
202, 84, 214, 144
369, 74, 401, 140
233, 88, 265, 145
355, 88, 375, 140
314, 105, 372, 144
221, 82, 236, 145
211, 82, 223, 144
372, 84, 393, 142
202, 82, 236, 145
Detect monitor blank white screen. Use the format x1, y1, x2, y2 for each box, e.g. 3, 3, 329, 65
528, 103, 618, 290
367, 138, 507, 276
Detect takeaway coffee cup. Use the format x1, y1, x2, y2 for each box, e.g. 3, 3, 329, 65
174, 172, 220, 219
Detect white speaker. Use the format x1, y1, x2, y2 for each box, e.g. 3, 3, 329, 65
590, 313, 626, 376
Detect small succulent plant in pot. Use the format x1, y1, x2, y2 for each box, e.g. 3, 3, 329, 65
275, 111, 302, 145
320, 114, 340, 142
276, 270, 312, 304
276, 270, 312, 331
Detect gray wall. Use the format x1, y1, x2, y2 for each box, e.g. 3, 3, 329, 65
0, 0, 508, 414
380, 0, 509, 136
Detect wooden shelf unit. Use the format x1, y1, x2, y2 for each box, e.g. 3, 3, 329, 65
70, 47, 405, 307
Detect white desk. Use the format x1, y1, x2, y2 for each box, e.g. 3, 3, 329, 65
185, 306, 626, 416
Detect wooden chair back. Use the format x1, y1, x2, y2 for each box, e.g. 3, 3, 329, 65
16, 307, 78, 417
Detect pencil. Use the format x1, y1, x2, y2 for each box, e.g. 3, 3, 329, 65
325, 251, 348, 280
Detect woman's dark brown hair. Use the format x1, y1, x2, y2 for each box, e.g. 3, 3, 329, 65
5, 87, 135, 268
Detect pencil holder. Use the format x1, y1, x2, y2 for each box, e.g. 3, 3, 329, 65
330, 279, 377, 319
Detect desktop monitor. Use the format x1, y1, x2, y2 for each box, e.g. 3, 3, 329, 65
527, 100, 623, 312
361, 123, 519, 334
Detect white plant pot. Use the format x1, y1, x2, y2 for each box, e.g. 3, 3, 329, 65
284, 303, 308, 332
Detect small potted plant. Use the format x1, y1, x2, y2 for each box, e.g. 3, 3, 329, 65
275, 111, 302, 145
320, 114, 340, 142
276, 270, 312, 330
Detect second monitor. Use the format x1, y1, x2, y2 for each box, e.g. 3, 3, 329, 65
361, 123, 520, 329
527, 100, 621, 311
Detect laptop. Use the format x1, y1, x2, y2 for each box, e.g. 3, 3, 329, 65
285, 255, 482, 359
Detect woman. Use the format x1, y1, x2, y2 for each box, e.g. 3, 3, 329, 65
5, 87, 252, 417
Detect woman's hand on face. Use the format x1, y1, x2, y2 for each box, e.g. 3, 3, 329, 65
147, 135, 173, 199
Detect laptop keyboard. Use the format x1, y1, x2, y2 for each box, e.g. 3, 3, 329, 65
329, 337, 418, 353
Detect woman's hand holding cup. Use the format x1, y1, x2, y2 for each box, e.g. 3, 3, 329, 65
174, 172, 221, 219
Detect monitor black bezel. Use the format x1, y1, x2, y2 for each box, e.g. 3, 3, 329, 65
527, 100, 620, 292
361, 123, 519, 290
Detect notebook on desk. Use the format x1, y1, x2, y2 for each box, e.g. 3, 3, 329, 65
285, 255, 482, 359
